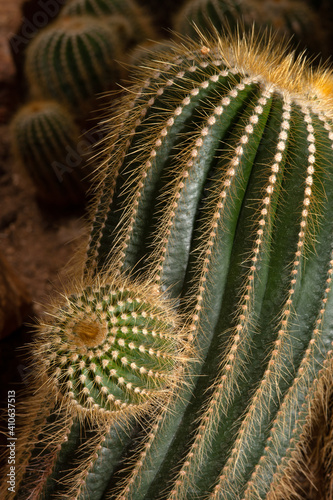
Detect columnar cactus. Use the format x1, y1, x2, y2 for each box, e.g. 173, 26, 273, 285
25, 15, 128, 114
3, 31, 333, 499
10, 100, 89, 206
60, 0, 156, 44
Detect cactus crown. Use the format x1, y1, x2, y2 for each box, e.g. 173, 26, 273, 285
10, 99, 89, 206
86, 29, 333, 274
33, 273, 189, 424
4, 29, 333, 500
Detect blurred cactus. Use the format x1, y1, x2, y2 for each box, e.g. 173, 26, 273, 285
173, 0, 244, 37
3, 29, 333, 499
40, 280, 187, 414
24, 15, 127, 114
60, 0, 156, 44
10, 100, 90, 207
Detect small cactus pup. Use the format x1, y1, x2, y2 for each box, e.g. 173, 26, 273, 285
173, 0, 325, 56
60, 0, 157, 46
38, 275, 187, 416
173, 0, 244, 38
24, 15, 128, 116
3, 272, 189, 499
10, 100, 90, 207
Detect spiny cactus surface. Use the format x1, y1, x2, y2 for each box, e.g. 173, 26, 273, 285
3, 31, 333, 500
40, 281, 186, 414
10, 100, 89, 206
82, 33, 333, 500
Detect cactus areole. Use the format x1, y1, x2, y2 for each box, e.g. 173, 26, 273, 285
6, 32, 333, 500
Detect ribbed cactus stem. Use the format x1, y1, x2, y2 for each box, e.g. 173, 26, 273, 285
10, 100, 89, 206
25, 15, 127, 113
83, 33, 333, 499
4, 31, 333, 499
60, 0, 156, 44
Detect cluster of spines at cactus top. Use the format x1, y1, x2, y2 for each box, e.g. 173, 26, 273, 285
173, 0, 324, 56
5, 30, 333, 499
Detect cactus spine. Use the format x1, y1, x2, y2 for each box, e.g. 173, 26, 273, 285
10, 100, 89, 206
25, 16, 127, 113
4, 31, 333, 499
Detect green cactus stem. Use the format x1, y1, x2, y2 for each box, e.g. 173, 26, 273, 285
24, 15, 128, 114
4, 30, 333, 499
60, 0, 156, 45
128, 40, 179, 69
10, 100, 90, 207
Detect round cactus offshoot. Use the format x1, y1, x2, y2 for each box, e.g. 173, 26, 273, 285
35, 278, 187, 421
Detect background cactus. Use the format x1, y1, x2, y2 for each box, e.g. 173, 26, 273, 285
128, 39, 177, 70
24, 15, 129, 115
38, 278, 187, 415
3, 30, 333, 499
60, 0, 156, 45
173, 0, 326, 57
10, 100, 90, 207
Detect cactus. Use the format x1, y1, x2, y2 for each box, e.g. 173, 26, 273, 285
173, 0, 324, 56
24, 15, 128, 114
1, 273, 189, 499
60, 0, 156, 44
173, 0, 244, 37
3, 30, 333, 499
10, 100, 90, 207
37, 278, 187, 415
